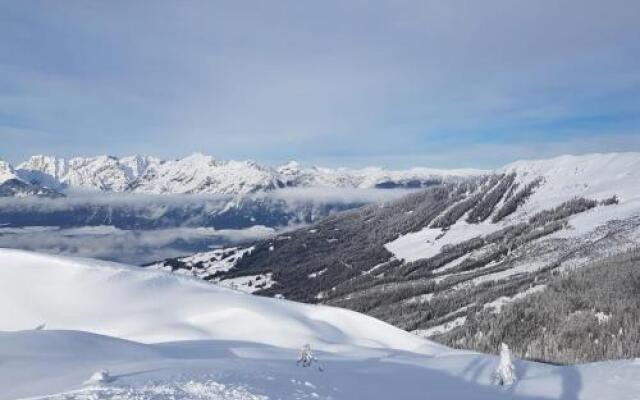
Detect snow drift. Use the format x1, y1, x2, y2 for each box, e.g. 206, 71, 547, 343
1, 249, 639, 400
0, 248, 443, 354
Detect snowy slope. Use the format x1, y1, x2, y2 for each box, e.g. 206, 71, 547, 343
499, 152, 640, 227
0, 159, 21, 184
385, 152, 640, 263
0, 249, 440, 353
5, 330, 640, 400
1, 249, 639, 400
148, 246, 278, 293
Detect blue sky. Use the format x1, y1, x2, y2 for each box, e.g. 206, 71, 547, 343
1, 0, 639, 168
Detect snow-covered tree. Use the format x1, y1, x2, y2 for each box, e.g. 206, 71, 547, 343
493, 343, 516, 385
88, 368, 112, 384
297, 344, 315, 367
297, 344, 323, 371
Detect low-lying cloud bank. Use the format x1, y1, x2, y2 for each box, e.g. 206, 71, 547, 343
255, 187, 414, 204
0, 187, 414, 230
0, 187, 412, 211
0, 187, 414, 264
0, 225, 275, 265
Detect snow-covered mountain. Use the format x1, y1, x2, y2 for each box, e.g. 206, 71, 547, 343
0, 159, 19, 183
149, 152, 640, 361
0, 159, 64, 198
277, 160, 483, 189
1, 249, 637, 400
5, 153, 485, 196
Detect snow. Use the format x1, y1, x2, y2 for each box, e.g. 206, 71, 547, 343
149, 247, 255, 279
0, 249, 440, 352
3, 330, 639, 400
308, 268, 327, 278
9, 153, 640, 211
594, 311, 611, 324
467, 260, 549, 286
132, 153, 282, 195
385, 221, 501, 263
148, 246, 279, 292
18, 155, 160, 192
483, 285, 547, 313
0, 249, 639, 399
432, 252, 473, 274
494, 343, 517, 386
12, 153, 487, 196
386, 153, 640, 272
218, 273, 276, 293
499, 152, 640, 230
288, 165, 486, 189
0, 159, 21, 184
404, 292, 434, 304
412, 316, 468, 338
363, 260, 389, 274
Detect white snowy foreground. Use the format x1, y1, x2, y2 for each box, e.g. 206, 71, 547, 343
0, 249, 638, 400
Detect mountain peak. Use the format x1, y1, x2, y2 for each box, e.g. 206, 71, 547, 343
0, 159, 19, 184
278, 160, 301, 175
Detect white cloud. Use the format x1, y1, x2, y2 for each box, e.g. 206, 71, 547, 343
0, 187, 409, 263
0, 225, 275, 265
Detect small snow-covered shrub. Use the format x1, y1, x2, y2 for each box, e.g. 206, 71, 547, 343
297, 344, 323, 371
88, 369, 112, 384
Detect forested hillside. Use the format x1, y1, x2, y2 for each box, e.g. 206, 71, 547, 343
441, 248, 640, 364
149, 153, 640, 363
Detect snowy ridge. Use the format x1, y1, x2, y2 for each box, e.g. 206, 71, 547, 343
0, 248, 440, 352
283, 164, 487, 189
18, 154, 160, 192
130, 153, 283, 195
386, 152, 640, 264
8, 153, 486, 195
0, 159, 63, 198
7, 152, 640, 198
499, 152, 640, 222
0, 159, 22, 184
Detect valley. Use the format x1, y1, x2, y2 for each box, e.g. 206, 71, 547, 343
148, 153, 640, 363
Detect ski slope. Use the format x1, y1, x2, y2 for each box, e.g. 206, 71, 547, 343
0, 249, 638, 399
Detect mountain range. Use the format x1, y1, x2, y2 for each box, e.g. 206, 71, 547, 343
147, 152, 640, 363
0, 153, 482, 197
